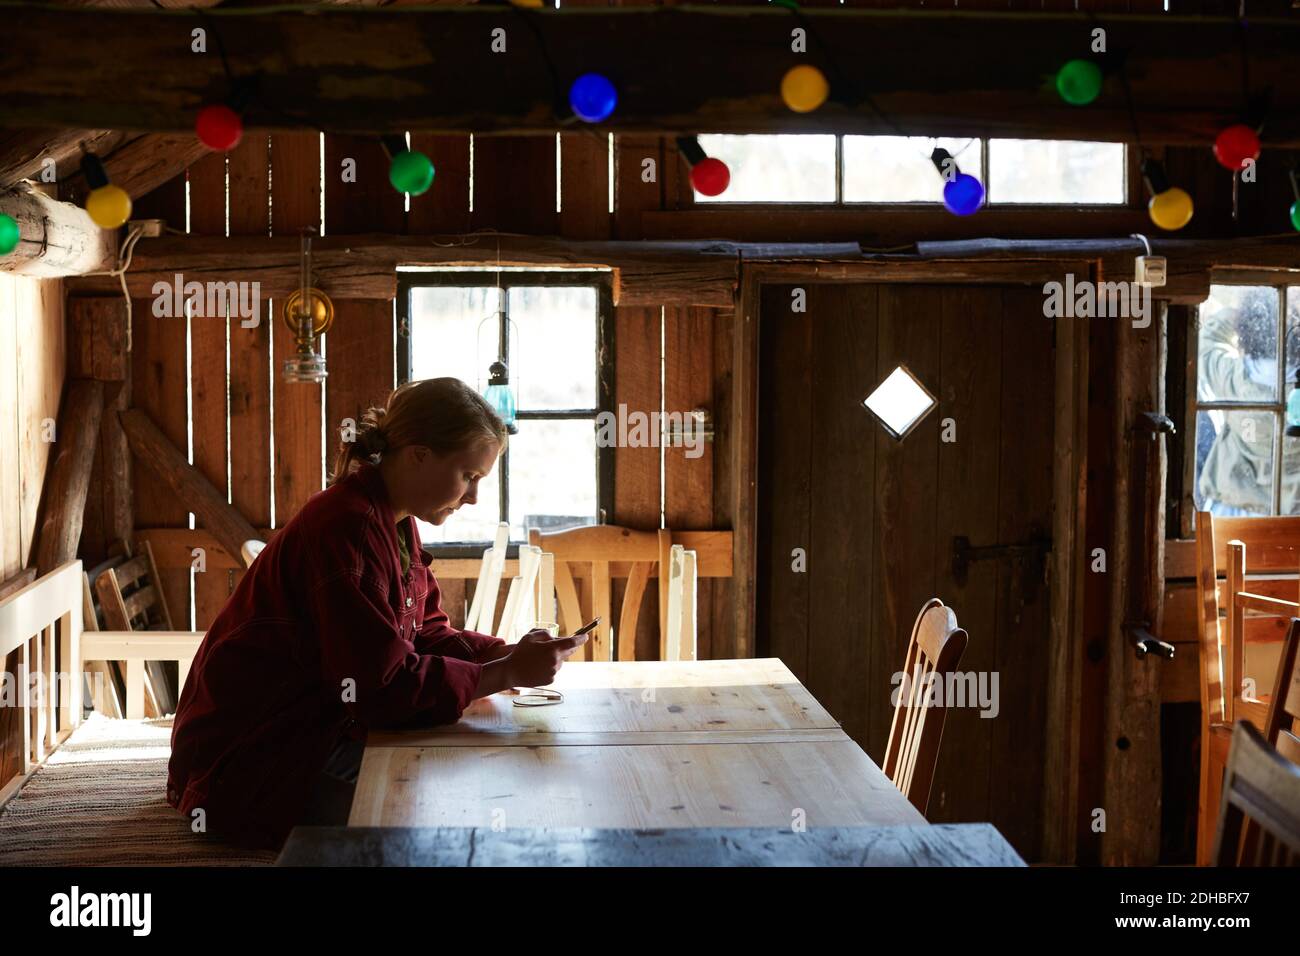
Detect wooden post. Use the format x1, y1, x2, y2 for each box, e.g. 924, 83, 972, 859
118, 408, 261, 569
34, 379, 106, 575
1100, 299, 1167, 865
1040, 305, 1091, 864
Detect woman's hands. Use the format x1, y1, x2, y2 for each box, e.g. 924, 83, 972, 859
505, 628, 588, 687
472, 628, 589, 699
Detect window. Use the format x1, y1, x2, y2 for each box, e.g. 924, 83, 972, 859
1193, 282, 1300, 517
397, 270, 614, 554
693, 134, 1125, 206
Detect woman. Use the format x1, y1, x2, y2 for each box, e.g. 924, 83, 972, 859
166, 377, 586, 850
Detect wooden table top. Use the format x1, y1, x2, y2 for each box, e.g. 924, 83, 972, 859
279, 824, 1027, 867
365, 658, 839, 747
351, 659, 927, 834
349, 735, 927, 829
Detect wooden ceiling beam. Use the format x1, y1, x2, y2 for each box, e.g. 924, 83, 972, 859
2, 7, 1298, 144
58, 133, 212, 205
61, 230, 1300, 306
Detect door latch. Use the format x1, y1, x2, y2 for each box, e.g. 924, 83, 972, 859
951, 530, 1052, 592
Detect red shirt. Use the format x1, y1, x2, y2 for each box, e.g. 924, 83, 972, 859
166, 462, 505, 850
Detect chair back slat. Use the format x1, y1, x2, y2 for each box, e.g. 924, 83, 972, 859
530, 525, 696, 662
882, 599, 969, 816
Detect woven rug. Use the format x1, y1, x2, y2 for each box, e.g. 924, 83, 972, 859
0, 713, 276, 866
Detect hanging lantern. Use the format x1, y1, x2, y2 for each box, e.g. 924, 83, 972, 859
484, 361, 518, 432
1055, 59, 1103, 106
281, 228, 334, 383
477, 292, 519, 435
1142, 158, 1194, 231
81, 153, 132, 230
930, 148, 984, 216
569, 73, 617, 123
781, 65, 829, 113
677, 136, 731, 198
1213, 123, 1261, 172
0, 213, 19, 256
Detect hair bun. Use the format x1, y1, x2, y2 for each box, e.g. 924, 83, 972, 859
359, 424, 388, 456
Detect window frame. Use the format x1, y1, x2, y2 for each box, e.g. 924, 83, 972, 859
1186, 277, 1297, 521
395, 269, 616, 558
686, 135, 1134, 209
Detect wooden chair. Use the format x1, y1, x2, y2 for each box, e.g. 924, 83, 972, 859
1229, 617, 1300, 863
881, 599, 969, 816
528, 524, 704, 662
1212, 720, 1300, 866
93, 539, 176, 715
1194, 511, 1300, 864
466, 522, 510, 635
664, 544, 698, 662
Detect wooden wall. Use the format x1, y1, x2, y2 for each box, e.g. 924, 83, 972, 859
0, 273, 64, 795
107, 128, 736, 661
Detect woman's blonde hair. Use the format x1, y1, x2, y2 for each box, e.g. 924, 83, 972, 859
330, 377, 508, 485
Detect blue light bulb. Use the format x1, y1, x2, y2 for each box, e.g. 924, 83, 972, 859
943, 173, 984, 216
570, 73, 617, 123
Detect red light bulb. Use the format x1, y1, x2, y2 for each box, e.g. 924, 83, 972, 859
1213, 124, 1260, 172
690, 157, 730, 197
196, 104, 244, 152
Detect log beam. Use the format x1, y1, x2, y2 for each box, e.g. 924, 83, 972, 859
118, 408, 262, 570
0, 184, 115, 277
1, 8, 1298, 144
34, 380, 107, 575
63, 231, 1300, 307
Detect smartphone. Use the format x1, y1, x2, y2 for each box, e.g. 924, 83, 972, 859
567, 617, 601, 639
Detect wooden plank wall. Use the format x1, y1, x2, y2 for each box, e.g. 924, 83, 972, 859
0, 273, 64, 791
122, 112, 732, 662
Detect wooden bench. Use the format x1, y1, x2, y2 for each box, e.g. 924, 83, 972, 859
0, 560, 272, 865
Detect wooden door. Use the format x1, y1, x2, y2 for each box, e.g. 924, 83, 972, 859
756, 282, 1054, 860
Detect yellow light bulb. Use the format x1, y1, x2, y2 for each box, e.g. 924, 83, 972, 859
1148, 187, 1193, 231
781, 65, 829, 113
86, 184, 132, 230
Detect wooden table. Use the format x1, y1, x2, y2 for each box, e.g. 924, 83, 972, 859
279, 824, 1027, 867
350, 659, 927, 830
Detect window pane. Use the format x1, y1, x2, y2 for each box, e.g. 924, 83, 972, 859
843, 136, 981, 203
1194, 408, 1276, 516
508, 419, 598, 540
1287, 287, 1300, 388
695, 134, 836, 203
415, 460, 502, 547
409, 285, 501, 385
1198, 285, 1280, 403
510, 286, 598, 410
987, 139, 1125, 204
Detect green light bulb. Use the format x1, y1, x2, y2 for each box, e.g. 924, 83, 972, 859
1291, 200, 1300, 233
389, 150, 435, 196
0, 213, 19, 255
1056, 59, 1102, 106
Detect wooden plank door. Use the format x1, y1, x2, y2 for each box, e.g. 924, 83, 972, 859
756, 282, 1054, 860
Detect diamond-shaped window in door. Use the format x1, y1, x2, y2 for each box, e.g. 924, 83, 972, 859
862, 365, 938, 440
